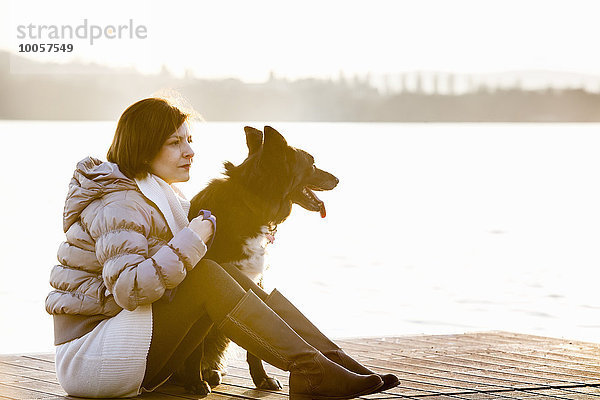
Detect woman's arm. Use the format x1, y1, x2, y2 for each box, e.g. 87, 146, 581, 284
87, 192, 207, 311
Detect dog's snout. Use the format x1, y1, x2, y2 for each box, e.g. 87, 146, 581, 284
328, 174, 339, 187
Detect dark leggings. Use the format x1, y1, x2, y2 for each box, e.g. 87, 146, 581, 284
142, 259, 270, 389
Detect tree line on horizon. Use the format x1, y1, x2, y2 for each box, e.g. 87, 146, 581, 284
2, 51, 600, 122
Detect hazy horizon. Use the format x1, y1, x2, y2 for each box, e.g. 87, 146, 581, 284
6, 46, 600, 94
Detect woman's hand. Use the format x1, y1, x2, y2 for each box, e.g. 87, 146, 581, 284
189, 215, 215, 244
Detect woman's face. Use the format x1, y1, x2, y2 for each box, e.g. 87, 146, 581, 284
149, 122, 194, 184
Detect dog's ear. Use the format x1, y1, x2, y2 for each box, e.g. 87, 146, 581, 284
244, 126, 263, 156
263, 126, 288, 153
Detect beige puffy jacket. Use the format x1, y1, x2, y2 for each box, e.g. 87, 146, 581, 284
45, 157, 207, 321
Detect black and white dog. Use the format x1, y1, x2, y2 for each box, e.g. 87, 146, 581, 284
178, 125, 338, 393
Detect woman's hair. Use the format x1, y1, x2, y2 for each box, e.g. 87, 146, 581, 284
107, 97, 189, 179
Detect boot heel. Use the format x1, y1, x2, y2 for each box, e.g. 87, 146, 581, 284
288, 378, 384, 400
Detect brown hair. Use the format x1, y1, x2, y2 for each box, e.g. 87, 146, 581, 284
107, 98, 189, 179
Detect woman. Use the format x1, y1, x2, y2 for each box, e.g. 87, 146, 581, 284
46, 98, 399, 399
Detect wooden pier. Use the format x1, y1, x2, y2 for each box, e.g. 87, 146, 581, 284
1, 332, 599, 399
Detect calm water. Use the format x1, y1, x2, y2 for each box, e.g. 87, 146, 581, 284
1, 120, 600, 354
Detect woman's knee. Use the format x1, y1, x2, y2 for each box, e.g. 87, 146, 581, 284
195, 258, 224, 275
187, 259, 229, 286
158, 260, 227, 310
218, 261, 243, 278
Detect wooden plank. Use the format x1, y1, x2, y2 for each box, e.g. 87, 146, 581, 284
18, 357, 53, 365
390, 358, 583, 386
0, 365, 57, 384
467, 333, 600, 365
333, 352, 576, 394
0, 382, 60, 400
385, 336, 600, 368
447, 353, 600, 382
471, 350, 600, 376
486, 350, 600, 372
0, 380, 64, 398
358, 333, 600, 363
481, 332, 600, 350
0, 372, 34, 385
0, 360, 54, 375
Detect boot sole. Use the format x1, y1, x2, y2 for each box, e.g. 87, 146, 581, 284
289, 380, 384, 400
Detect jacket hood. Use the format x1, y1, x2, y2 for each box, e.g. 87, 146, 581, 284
63, 156, 139, 232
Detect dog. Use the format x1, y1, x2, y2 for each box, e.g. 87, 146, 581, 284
175, 125, 339, 394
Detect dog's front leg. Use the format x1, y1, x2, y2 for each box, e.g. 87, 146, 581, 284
247, 351, 282, 390
182, 342, 212, 395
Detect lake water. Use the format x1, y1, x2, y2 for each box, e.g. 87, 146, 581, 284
1, 120, 600, 354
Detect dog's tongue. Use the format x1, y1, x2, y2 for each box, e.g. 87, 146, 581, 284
319, 202, 326, 218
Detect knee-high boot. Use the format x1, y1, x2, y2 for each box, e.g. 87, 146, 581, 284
265, 289, 400, 392
218, 290, 383, 400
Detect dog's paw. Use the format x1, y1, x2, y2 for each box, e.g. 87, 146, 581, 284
255, 376, 283, 391
202, 369, 223, 388
184, 379, 211, 396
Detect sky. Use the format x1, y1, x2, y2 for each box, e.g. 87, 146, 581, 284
2, 0, 600, 83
